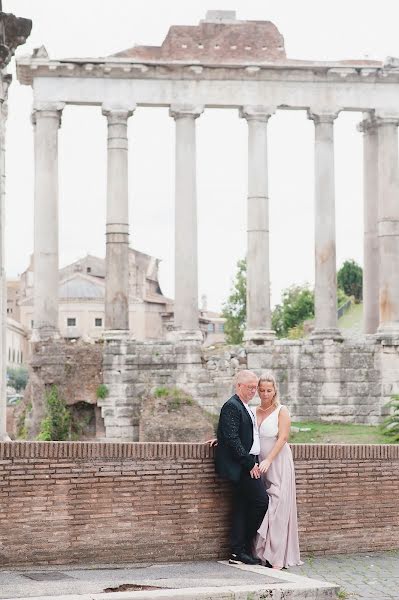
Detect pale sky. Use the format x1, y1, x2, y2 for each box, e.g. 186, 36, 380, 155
6, 0, 399, 310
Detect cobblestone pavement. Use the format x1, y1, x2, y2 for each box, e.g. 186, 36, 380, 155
290, 550, 399, 600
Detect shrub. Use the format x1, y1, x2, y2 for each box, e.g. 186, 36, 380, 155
37, 386, 71, 441
337, 259, 363, 302
96, 384, 109, 400
7, 367, 28, 392
382, 395, 399, 443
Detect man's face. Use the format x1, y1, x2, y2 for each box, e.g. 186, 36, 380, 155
237, 378, 258, 403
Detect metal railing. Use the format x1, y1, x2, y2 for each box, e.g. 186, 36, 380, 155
337, 297, 353, 320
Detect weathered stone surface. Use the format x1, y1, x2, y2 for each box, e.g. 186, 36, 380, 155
22, 339, 104, 438
139, 387, 214, 442
99, 336, 399, 438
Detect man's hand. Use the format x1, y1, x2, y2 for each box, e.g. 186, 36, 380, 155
205, 438, 218, 447
249, 464, 261, 479
259, 458, 271, 474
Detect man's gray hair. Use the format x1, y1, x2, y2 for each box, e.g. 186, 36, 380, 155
234, 369, 258, 385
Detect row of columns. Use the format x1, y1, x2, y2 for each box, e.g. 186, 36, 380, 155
31, 103, 399, 345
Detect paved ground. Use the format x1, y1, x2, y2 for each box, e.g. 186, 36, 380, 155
0, 561, 336, 600
290, 550, 399, 600
0, 562, 278, 598
0, 551, 397, 599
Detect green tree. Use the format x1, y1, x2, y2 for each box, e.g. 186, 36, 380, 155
37, 386, 71, 441
272, 285, 314, 338
222, 258, 246, 344
337, 260, 363, 302
7, 367, 28, 392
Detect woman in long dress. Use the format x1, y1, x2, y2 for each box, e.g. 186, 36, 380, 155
254, 371, 302, 569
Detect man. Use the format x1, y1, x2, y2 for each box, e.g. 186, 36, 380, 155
215, 370, 269, 565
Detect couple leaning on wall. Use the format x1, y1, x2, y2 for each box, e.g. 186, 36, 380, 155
210, 369, 302, 570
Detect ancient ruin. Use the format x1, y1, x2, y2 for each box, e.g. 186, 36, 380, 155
10, 11, 399, 439
0, 6, 31, 439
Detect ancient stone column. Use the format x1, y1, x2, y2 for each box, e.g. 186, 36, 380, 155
308, 110, 342, 340
169, 105, 203, 341
0, 94, 9, 440
375, 113, 399, 341
240, 106, 275, 343
358, 115, 379, 334
32, 104, 64, 341
102, 106, 135, 335
0, 10, 31, 440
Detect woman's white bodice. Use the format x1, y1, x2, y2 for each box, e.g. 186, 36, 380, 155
258, 405, 283, 439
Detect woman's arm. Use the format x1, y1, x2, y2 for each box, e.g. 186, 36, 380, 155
259, 406, 291, 474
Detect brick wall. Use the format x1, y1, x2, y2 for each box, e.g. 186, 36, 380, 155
0, 442, 398, 566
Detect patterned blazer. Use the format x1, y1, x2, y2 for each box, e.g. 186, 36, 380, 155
214, 394, 256, 483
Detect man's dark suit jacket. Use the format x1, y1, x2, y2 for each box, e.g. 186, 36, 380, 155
215, 393, 256, 483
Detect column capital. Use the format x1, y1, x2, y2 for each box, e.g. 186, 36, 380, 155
357, 113, 378, 134
239, 105, 276, 122
374, 110, 399, 127
31, 102, 65, 127
101, 105, 136, 122
169, 104, 204, 120
307, 108, 340, 124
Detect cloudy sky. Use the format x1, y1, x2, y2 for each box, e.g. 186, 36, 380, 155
6, 0, 399, 310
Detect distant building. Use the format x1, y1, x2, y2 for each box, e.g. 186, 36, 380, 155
6, 279, 20, 321
13, 249, 225, 345
6, 317, 27, 368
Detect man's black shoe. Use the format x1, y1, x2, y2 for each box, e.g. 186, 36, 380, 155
264, 560, 273, 568
229, 552, 259, 565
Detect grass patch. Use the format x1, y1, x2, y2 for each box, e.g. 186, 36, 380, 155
290, 420, 390, 444
338, 302, 363, 330
153, 386, 193, 411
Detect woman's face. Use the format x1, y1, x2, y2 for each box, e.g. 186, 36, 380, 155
258, 381, 276, 405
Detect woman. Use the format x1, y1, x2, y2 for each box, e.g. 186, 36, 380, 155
254, 371, 302, 569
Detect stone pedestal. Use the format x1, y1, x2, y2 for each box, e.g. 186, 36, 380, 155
308, 110, 342, 341
102, 107, 134, 334
170, 105, 203, 338
32, 104, 63, 341
240, 106, 275, 344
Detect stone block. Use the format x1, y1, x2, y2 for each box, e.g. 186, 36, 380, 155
101, 408, 114, 418
322, 353, 342, 369
345, 382, 371, 396
323, 368, 343, 382
115, 407, 135, 418
321, 382, 341, 398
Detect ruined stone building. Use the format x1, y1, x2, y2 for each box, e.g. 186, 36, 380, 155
0, 7, 31, 438
7, 10, 399, 441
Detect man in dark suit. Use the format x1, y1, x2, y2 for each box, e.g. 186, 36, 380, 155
215, 370, 268, 565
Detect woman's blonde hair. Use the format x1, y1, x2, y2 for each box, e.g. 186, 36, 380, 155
258, 371, 280, 408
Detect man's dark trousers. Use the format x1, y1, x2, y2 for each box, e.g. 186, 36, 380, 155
230, 467, 268, 554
